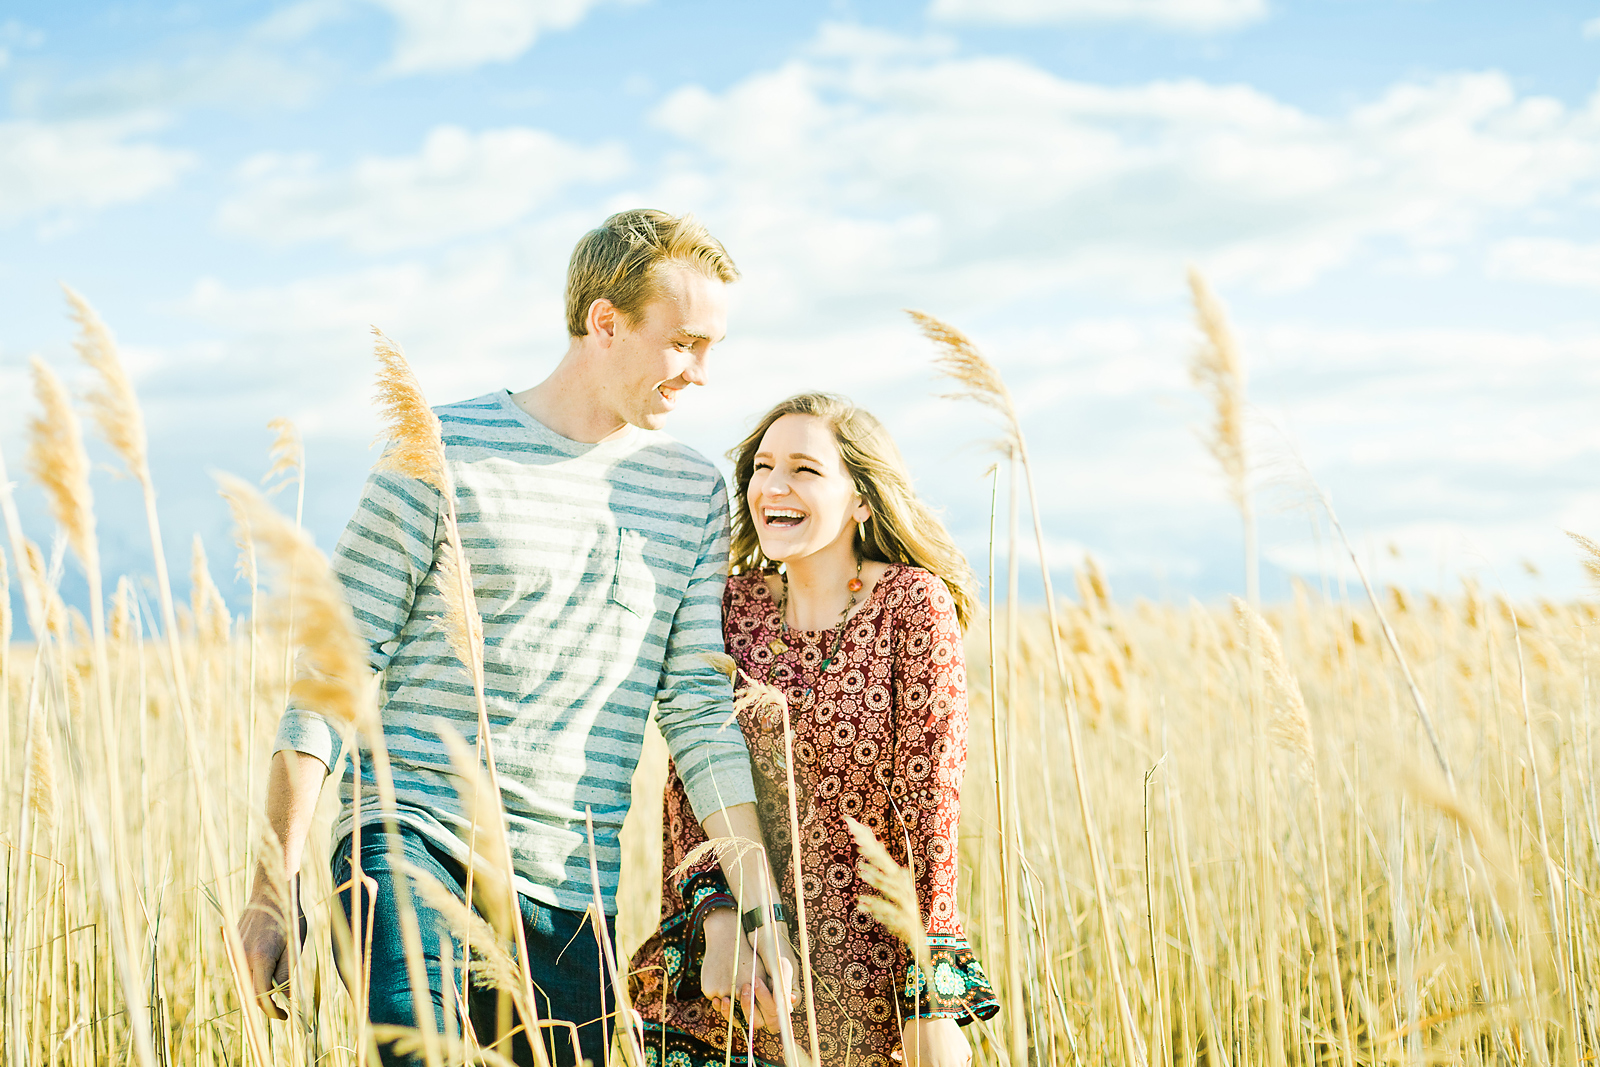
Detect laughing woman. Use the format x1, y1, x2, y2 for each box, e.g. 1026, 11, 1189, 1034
629, 393, 998, 1067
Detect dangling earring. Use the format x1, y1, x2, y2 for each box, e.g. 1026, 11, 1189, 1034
857, 517, 867, 542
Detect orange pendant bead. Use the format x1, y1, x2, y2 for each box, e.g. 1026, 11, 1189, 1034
847, 577, 863, 592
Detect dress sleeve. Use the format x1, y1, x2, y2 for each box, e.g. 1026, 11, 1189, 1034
888, 573, 999, 1025
653, 759, 734, 1000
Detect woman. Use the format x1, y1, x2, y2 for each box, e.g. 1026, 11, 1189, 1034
629, 393, 998, 1067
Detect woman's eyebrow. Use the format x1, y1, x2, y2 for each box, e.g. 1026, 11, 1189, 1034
789, 452, 823, 464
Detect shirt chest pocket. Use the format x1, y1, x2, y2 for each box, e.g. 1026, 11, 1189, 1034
609, 528, 663, 618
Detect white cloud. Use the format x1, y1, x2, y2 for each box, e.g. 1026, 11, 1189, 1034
1583, 16, 1600, 40
929, 0, 1267, 31
0, 117, 193, 226
1488, 237, 1600, 290
217, 125, 629, 251
363, 0, 639, 74
650, 31, 1600, 316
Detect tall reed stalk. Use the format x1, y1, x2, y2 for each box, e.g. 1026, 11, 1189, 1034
912, 309, 1147, 1067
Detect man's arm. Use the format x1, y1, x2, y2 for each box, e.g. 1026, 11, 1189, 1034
241, 465, 443, 1018
239, 750, 329, 1019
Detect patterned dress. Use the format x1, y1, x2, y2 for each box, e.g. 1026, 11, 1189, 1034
629, 565, 998, 1067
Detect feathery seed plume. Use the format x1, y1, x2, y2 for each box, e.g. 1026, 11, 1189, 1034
64, 285, 150, 482
262, 417, 304, 495
26, 702, 57, 840
217, 474, 370, 727
0, 544, 10, 653
401, 860, 524, 999
908, 310, 1019, 449
437, 725, 516, 932
844, 815, 933, 990
372, 329, 448, 493
1567, 531, 1600, 591
433, 540, 483, 679
223, 488, 259, 587
696, 650, 737, 681
110, 576, 134, 646
669, 837, 767, 885
190, 535, 231, 647
21, 541, 67, 645
1232, 598, 1315, 775
25, 358, 97, 570
1187, 269, 1248, 507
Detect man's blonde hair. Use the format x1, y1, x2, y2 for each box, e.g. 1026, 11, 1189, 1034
565, 209, 739, 337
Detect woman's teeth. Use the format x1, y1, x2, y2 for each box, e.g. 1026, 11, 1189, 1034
763, 508, 805, 528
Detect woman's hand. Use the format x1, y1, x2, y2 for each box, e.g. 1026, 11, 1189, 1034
901, 1018, 971, 1067
699, 908, 782, 1030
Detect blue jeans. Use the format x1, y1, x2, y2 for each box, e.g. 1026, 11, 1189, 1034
331, 826, 611, 1067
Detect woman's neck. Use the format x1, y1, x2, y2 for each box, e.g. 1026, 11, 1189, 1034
781, 540, 859, 631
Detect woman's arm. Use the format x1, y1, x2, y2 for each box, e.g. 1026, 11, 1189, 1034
887, 574, 999, 1031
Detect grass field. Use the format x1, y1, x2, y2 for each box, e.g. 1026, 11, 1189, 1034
3, 292, 1597, 1065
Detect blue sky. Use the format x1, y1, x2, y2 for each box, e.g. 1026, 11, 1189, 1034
5, 0, 1600, 627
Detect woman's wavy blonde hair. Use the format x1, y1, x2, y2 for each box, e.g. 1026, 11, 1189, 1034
728, 393, 977, 631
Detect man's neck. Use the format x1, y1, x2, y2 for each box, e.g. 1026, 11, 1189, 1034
511, 341, 632, 444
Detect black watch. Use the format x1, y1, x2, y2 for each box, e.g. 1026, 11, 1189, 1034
741, 901, 788, 934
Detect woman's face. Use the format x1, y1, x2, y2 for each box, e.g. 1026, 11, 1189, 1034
747, 413, 869, 565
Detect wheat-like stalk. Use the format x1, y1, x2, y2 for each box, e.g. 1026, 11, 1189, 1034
436, 725, 516, 932
26, 359, 97, 571
263, 416, 305, 494
843, 815, 933, 988
1187, 269, 1247, 508
65, 285, 150, 483
907, 309, 1019, 449
217, 474, 372, 729
667, 836, 768, 884
1567, 531, 1600, 590
190, 535, 231, 649
1231, 599, 1314, 774
372, 329, 448, 493
434, 540, 484, 683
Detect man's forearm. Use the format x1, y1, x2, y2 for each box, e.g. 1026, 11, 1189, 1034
256, 749, 330, 889
701, 802, 779, 911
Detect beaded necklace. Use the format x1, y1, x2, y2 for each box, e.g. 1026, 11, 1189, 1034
767, 557, 865, 693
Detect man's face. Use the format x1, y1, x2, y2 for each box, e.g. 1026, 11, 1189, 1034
601, 264, 728, 431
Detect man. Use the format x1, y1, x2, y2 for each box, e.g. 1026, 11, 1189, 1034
239, 209, 796, 1066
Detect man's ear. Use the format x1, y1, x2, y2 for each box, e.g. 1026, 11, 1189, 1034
587, 298, 619, 342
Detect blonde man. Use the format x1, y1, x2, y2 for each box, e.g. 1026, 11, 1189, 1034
239, 210, 797, 1067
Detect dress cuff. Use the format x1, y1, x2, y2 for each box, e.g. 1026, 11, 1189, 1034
899, 935, 1001, 1024
659, 870, 735, 999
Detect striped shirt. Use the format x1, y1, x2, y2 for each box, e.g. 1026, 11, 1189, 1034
273, 389, 756, 914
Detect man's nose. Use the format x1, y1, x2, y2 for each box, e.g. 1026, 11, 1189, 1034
682, 352, 709, 387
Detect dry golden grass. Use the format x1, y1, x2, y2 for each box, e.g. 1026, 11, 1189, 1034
8, 582, 1600, 1065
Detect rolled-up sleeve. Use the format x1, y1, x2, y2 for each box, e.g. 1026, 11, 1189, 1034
272, 466, 442, 770
652, 474, 756, 821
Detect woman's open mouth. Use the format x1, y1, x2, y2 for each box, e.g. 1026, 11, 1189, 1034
762, 507, 806, 529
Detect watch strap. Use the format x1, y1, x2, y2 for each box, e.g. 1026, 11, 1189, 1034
741, 901, 788, 935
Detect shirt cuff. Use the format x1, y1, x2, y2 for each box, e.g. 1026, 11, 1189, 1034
271, 708, 341, 771
678, 753, 759, 826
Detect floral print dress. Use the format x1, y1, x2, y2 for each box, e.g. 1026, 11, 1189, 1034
628, 565, 998, 1067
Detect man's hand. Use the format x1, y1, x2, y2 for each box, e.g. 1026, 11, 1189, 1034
747, 919, 798, 1025
701, 908, 784, 1030
241, 750, 328, 1020
238, 880, 292, 1020
901, 1018, 971, 1067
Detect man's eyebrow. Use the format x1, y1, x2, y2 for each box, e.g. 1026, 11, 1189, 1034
678, 328, 720, 342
